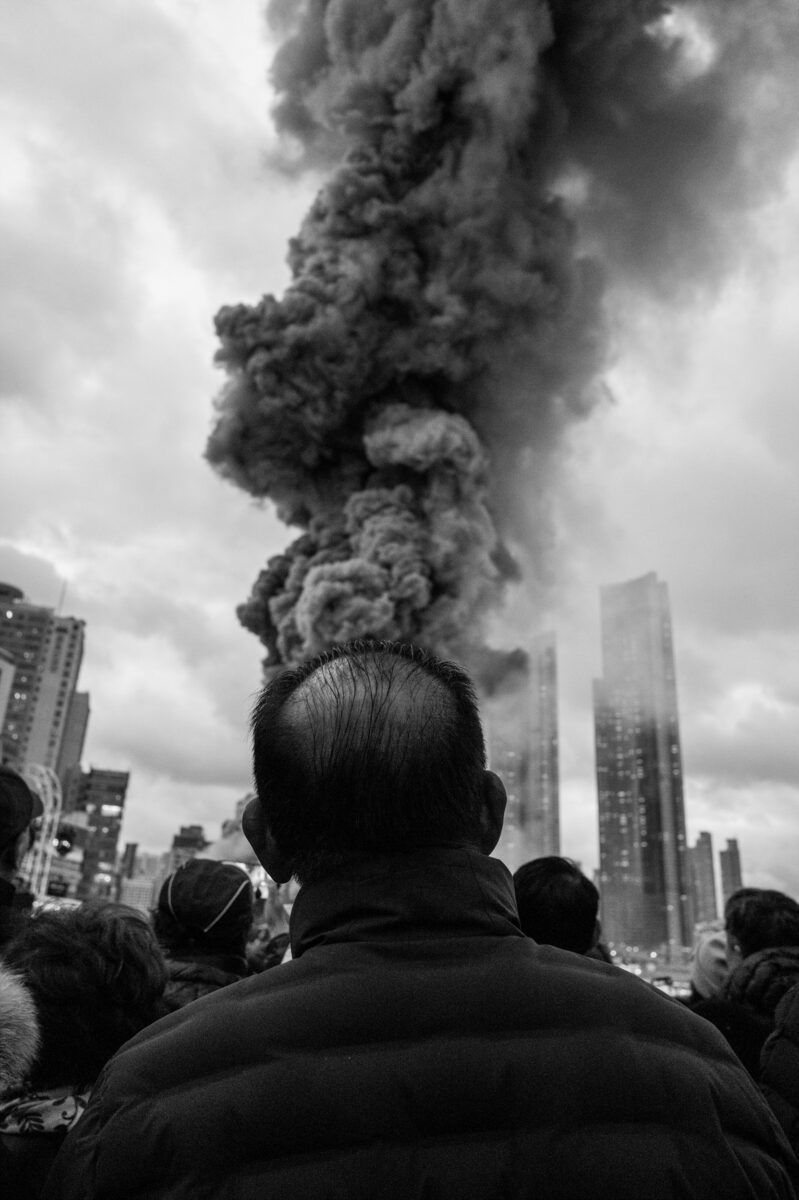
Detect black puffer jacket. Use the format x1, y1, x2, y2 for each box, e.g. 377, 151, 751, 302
45, 849, 798, 1200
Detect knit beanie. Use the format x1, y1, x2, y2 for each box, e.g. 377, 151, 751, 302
157, 860, 253, 939
691, 926, 728, 1000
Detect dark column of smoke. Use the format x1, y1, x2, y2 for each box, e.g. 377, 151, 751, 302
206, 0, 799, 676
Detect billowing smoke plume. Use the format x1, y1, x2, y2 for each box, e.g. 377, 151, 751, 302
207, 0, 799, 676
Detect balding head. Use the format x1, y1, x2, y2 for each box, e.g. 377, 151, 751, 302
248, 641, 500, 883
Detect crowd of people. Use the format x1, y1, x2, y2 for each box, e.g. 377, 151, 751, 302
0, 640, 798, 1197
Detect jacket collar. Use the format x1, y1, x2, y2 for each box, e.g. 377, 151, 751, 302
290, 847, 522, 959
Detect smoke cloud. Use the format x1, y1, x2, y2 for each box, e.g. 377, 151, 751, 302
207, 0, 799, 675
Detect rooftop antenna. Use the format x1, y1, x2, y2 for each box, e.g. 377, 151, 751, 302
56, 579, 67, 614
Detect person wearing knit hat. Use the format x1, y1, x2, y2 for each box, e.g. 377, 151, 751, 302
152, 859, 254, 1010
689, 924, 729, 1003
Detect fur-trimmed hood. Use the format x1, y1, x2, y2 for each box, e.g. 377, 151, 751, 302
0, 962, 40, 1095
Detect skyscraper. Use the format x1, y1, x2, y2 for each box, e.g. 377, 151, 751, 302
527, 632, 560, 857
0, 647, 14, 733
0, 583, 85, 770
594, 572, 693, 953
71, 767, 129, 899
488, 635, 560, 871
720, 838, 743, 907
690, 831, 718, 924
56, 691, 90, 786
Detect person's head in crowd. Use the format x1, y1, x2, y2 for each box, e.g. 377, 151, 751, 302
0, 766, 43, 886
153, 859, 254, 960
2, 902, 167, 1091
725, 888, 799, 969
512, 856, 600, 955
244, 640, 506, 885
0, 964, 40, 1095
723, 888, 762, 926
690, 923, 729, 1002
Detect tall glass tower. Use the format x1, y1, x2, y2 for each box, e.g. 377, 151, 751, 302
593, 572, 692, 954
528, 632, 560, 858
488, 632, 560, 871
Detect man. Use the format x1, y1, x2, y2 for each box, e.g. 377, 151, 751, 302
46, 642, 797, 1198
513, 855, 600, 955
152, 859, 254, 1009
725, 889, 799, 973
721, 889, 799, 1023
0, 765, 42, 947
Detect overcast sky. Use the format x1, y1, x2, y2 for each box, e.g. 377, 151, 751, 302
2, 1, 798, 898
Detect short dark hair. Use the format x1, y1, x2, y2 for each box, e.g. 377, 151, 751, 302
725, 888, 799, 960
2, 902, 168, 1089
724, 888, 762, 923
251, 641, 487, 883
513, 856, 599, 955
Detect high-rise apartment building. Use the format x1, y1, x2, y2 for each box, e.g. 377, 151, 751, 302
56, 691, 90, 786
594, 572, 693, 953
690, 831, 718, 924
71, 767, 129, 898
489, 726, 529, 871
167, 824, 209, 873
0, 647, 14, 733
0, 583, 85, 770
720, 838, 743, 907
487, 635, 560, 871
527, 632, 560, 857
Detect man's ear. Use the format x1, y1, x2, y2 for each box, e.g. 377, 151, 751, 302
242, 796, 294, 885
478, 770, 507, 854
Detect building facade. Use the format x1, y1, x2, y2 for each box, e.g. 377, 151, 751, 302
167, 824, 209, 873
690, 830, 718, 924
720, 838, 743, 907
526, 632, 560, 858
56, 691, 90, 786
0, 647, 14, 733
69, 768, 129, 899
487, 635, 560, 871
118, 875, 159, 914
0, 583, 85, 771
594, 572, 693, 953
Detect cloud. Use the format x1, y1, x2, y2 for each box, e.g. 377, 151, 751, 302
542, 164, 799, 897
0, 1, 315, 848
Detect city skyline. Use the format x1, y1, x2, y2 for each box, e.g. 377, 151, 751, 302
3, 564, 752, 914
1, 3, 798, 895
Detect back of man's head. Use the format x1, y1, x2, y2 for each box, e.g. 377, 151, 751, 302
512, 856, 599, 955
250, 641, 488, 883
725, 888, 799, 961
